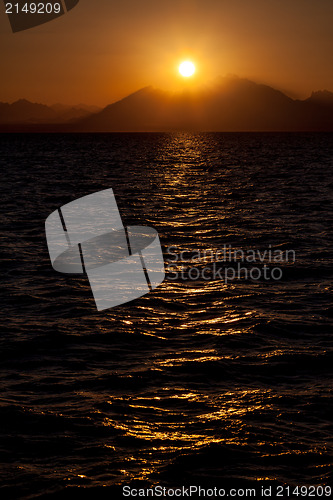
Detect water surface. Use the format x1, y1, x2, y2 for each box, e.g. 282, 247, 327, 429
0, 133, 332, 498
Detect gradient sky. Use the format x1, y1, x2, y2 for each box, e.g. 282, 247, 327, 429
1, 0, 333, 106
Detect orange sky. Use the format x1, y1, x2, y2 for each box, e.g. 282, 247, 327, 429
0, 0, 332, 106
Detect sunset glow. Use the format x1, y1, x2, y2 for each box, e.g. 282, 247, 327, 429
179, 61, 196, 78
1, 0, 333, 496
1, 1, 333, 105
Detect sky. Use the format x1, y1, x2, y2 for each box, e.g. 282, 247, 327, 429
1, 0, 333, 106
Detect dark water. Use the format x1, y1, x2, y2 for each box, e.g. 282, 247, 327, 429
0, 133, 332, 499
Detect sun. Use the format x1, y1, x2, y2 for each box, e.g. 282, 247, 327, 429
179, 61, 196, 78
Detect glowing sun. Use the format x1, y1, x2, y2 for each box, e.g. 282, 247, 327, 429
179, 61, 196, 78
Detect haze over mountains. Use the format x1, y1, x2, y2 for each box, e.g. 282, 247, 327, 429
1, 77, 333, 132
0, 100, 101, 125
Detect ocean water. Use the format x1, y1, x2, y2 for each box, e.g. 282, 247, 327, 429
0, 133, 332, 498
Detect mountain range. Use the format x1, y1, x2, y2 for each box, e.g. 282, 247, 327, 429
0, 100, 101, 125
1, 77, 333, 132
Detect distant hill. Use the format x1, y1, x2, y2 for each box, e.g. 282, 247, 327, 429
0, 99, 101, 125
305, 90, 333, 105
0, 99, 57, 124
1, 77, 333, 131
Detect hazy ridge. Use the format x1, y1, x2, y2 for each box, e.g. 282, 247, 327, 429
1, 77, 333, 132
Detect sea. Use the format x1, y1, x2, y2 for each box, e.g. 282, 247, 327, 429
0, 133, 332, 499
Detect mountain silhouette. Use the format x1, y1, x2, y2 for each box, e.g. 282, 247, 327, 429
1, 77, 333, 131
0, 99, 57, 123
0, 99, 99, 125
75, 76, 333, 132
